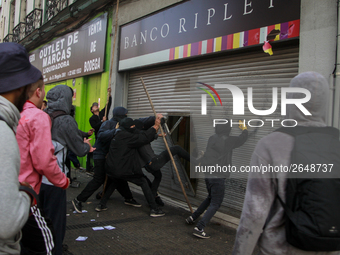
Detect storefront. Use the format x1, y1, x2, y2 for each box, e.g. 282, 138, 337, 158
118, 0, 300, 217
29, 12, 112, 166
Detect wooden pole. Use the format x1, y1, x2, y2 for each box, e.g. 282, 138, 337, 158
140, 77, 193, 213
105, 0, 120, 118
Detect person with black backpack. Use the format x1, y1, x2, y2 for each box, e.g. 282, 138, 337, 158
186, 122, 248, 238
41, 85, 95, 255
233, 72, 340, 255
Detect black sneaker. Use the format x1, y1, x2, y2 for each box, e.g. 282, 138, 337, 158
193, 227, 210, 239
72, 198, 82, 213
155, 196, 164, 207
95, 204, 108, 212
185, 216, 195, 225
124, 199, 142, 207
150, 208, 165, 217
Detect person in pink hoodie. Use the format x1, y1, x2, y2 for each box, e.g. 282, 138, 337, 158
17, 77, 70, 194
16, 76, 70, 254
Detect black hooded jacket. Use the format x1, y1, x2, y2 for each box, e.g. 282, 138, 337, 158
105, 124, 157, 178
93, 107, 155, 160
93, 106, 128, 160
201, 125, 248, 177
89, 97, 112, 139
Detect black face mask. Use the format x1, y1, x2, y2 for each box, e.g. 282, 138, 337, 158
120, 117, 136, 133
124, 126, 136, 133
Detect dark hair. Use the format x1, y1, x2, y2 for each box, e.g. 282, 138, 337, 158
70, 105, 75, 117
69, 87, 74, 97
90, 102, 98, 112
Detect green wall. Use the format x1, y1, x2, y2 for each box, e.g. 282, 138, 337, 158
44, 11, 113, 167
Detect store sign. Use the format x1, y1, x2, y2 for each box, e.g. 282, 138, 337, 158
119, 0, 300, 71
29, 13, 107, 84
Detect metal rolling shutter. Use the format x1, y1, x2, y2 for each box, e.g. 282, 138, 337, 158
127, 45, 299, 217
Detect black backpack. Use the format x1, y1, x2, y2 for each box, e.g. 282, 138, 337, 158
48, 110, 67, 125
276, 126, 340, 251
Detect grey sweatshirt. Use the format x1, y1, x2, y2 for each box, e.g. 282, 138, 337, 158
0, 96, 31, 255
46, 85, 90, 157
233, 72, 340, 255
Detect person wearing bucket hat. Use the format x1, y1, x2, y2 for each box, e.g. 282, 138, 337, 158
0, 42, 42, 111
0, 42, 41, 254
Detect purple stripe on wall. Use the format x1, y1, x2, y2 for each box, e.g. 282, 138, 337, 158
191, 42, 199, 56
243, 31, 249, 47
221, 35, 228, 51
280, 22, 289, 40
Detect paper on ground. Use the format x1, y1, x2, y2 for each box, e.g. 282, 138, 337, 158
92, 226, 105, 231
76, 236, 88, 241
104, 225, 116, 230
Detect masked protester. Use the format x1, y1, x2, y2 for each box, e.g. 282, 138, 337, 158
187, 121, 248, 239
105, 117, 166, 217
73, 107, 142, 213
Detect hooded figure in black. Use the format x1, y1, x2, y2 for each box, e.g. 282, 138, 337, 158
106, 117, 157, 177
105, 117, 166, 217
186, 121, 248, 239
73, 107, 142, 213
134, 117, 192, 207
93, 106, 128, 160
200, 123, 248, 175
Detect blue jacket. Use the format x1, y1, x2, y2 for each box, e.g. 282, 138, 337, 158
93, 106, 155, 159
93, 107, 127, 159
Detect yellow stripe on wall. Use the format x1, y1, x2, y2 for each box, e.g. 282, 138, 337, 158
233, 33, 240, 49
214, 37, 222, 52
274, 24, 281, 40
187, 44, 191, 57
175, 47, 180, 59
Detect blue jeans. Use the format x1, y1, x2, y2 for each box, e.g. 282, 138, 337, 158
192, 178, 225, 230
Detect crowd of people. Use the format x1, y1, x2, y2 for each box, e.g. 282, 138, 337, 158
1, 41, 339, 255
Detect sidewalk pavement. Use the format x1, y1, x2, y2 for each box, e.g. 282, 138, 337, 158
64, 169, 238, 255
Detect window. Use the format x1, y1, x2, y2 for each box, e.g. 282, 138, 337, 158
167, 115, 197, 190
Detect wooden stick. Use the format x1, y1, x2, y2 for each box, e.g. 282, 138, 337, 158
140, 77, 193, 213
105, 0, 120, 117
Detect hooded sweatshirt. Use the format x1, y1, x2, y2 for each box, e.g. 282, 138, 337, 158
0, 96, 31, 254
45, 85, 90, 158
42, 85, 89, 187
93, 106, 128, 159
232, 72, 340, 255
201, 125, 248, 179
105, 120, 157, 178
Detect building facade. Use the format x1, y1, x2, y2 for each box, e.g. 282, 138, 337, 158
1, 0, 338, 219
